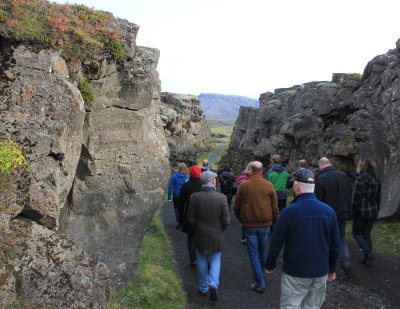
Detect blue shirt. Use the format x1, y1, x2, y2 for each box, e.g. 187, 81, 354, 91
266, 193, 340, 278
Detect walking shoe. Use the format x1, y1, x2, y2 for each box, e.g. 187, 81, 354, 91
250, 283, 265, 294
209, 285, 218, 301
241, 239, 247, 245
198, 290, 208, 296
341, 265, 354, 280
364, 255, 375, 268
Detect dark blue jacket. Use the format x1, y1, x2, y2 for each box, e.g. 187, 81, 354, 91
266, 193, 340, 278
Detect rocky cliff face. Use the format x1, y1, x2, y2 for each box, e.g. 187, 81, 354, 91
0, 17, 170, 308
160, 92, 210, 168
224, 39, 400, 218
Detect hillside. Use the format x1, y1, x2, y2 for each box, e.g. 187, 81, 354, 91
198, 93, 259, 120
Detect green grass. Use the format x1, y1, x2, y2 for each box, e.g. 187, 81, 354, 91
197, 142, 219, 169
346, 221, 400, 259
107, 211, 186, 309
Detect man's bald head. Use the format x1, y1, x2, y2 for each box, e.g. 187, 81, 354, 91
318, 157, 332, 170
202, 159, 209, 166
251, 161, 263, 173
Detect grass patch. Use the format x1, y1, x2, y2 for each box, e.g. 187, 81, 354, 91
346, 221, 400, 259
107, 211, 186, 309
197, 142, 219, 168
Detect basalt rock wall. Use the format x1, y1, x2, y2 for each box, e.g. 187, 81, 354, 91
0, 17, 170, 308
160, 92, 210, 168
223, 39, 400, 218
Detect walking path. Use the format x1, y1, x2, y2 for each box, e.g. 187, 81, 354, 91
207, 142, 226, 166
161, 202, 400, 308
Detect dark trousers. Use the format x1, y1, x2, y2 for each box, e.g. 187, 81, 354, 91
187, 231, 197, 264
270, 199, 287, 234
352, 217, 376, 258
172, 195, 181, 224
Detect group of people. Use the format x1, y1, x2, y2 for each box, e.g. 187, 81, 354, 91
167, 155, 381, 308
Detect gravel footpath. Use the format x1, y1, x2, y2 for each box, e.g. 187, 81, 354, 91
161, 201, 400, 308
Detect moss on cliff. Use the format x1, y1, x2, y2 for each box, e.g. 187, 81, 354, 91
0, 0, 124, 61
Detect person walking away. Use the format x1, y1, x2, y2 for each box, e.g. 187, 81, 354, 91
168, 163, 189, 229
265, 154, 290, 211
218, 163, 236, 212
286, 159, 308, 190
235, 161, 253, 185
235, 161, 253, 245
315, 157, 353, 280
179, 165, 203, 266
266, 168, 341, 309
187, 171, 230, 301
351, 158, 381, 267
234, 161, 279, 293
201, 159, 211, 172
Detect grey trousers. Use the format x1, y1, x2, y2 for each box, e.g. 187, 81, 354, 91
280, 273, 327, 309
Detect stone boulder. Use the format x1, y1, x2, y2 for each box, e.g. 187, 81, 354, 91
0, 15, 170, 308
160, 93, 211, 168
223, 39, 400, 218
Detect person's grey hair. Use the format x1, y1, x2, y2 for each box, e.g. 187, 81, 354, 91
318, 157, 331, 167
251, 161, 263, 173
296, 181, 315, 193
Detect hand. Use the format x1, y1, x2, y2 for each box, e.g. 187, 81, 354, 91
327, 272, 336, 282
265, 269, 275, 274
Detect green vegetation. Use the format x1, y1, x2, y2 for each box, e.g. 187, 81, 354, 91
266, 100, 282, 106
0, 139, 29, 211
108, 211, 186, 309
106, 39, 125, 62
197, 142, 219, 168
78, 78, 95, 103
346, 221, 400, 259
275, 140, 290, 150
340, 73, 362, 88
0, 0, 124, 61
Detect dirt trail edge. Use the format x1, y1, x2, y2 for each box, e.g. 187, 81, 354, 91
161, 201, 400, 309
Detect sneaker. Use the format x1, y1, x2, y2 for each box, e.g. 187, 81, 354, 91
250, 283, 265, 294
241, 239, 247, 245
199, 290, 208, 296
209, 285, 218, 301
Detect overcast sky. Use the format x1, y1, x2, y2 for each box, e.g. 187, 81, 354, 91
53, 0, 400, 99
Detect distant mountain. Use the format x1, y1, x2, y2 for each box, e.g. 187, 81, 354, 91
198, 93, 259, 121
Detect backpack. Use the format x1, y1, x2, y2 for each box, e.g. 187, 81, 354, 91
219, 173, 232, 194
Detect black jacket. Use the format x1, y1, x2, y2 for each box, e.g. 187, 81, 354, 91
188, 187, 230, 254
178, 177, 203, 232
315, 166, 352, 220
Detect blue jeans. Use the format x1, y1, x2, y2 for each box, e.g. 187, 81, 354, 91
338, 220, 351, 267
197, 251, 221, 293
243, 226, 270, 288
352, 217, 376, 258
187, 231, 197, 264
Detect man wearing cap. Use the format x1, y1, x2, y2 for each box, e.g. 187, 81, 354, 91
179, 165, 203, 266
234, 161, 279, 293
315, 157, 353, 279
187, 170, 230, 301
266, 168, 341, 309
